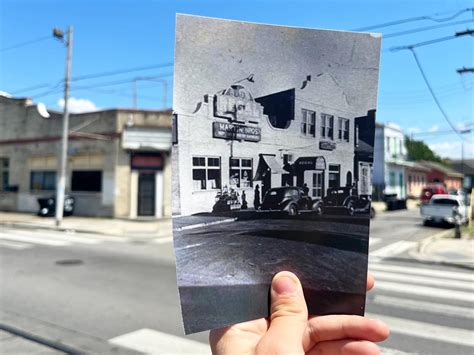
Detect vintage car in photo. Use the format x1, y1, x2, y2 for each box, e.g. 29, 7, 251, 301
320, 186, 371, 216
260, 186, 315, 216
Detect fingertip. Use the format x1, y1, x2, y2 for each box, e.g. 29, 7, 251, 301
367, 272, 375, 291
367, 319, 390, 341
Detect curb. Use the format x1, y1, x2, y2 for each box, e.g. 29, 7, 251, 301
0, 323, 83, 354
173, 218, 237, 231
407, 229, 474, 270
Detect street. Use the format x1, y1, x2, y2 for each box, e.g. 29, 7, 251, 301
0, 209, 473, 354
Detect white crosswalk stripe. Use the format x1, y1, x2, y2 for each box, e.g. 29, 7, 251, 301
368, 260, 474, 353
370, 241, 417, 259
0, 229, 125, 249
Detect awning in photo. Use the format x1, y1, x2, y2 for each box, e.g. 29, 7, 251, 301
254, 154, 286, 180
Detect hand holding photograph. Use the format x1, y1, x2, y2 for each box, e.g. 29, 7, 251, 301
172, 14, 381, 334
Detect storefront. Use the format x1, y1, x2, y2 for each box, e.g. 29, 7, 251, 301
172, 78, 358, 216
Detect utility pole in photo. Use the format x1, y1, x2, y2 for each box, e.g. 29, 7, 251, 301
53, 26, 73, 227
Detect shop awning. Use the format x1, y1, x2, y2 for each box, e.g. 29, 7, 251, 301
254, 154, 286, 180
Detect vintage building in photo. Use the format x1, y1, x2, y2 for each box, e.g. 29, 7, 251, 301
0, 95, 172, 218
173, 74, 374, 216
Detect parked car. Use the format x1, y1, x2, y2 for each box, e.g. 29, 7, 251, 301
420, 194, 469, 226
260, 187, 313, 216
37, 195, 75, 217
212, 188, 241, 213
321, 187, 371, 216
420, 184, 448, 204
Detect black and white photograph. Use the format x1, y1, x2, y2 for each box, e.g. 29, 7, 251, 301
172, 14, 381, 334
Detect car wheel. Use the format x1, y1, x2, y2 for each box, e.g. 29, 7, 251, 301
370, 207, 375, 219
288, 204, 298, 216
347, 202, 355, 216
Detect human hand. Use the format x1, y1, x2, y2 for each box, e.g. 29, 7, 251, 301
209, 272, 389, 354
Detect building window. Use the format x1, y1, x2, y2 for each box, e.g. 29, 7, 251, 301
192, 156, 221, 190
301, 109, 316, 137
30, 171, 56, 191
321, 113, 334, 140
0, 158, 9, 192
338, 118, 349, 142
230, 158, 253, 188
389, 172, 396, 187
71, 171, 102, 192
312, 171, 323, 198
328, 164, 340, 188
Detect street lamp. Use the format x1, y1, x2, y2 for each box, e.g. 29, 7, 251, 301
53, 26, 73, 227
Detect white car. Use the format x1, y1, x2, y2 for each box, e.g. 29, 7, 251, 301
420, 194, 469, 226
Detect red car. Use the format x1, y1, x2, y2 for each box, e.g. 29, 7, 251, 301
420, 184, 448, 204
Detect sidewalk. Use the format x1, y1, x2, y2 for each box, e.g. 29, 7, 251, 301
0, 330, 64, 354
0, 211, 171, 238
410, 226, 474, 269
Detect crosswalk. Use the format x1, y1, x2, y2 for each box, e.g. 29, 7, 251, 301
367, 260, 474, 354
0, 228, 174, 251
108, 260, 473, 354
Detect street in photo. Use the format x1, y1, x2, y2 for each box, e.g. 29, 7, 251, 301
172, 14, 381, 334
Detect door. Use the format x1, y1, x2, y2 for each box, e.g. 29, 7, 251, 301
138, 173, 156, 216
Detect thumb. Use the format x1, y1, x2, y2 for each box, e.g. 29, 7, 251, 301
258, 271, 308, 354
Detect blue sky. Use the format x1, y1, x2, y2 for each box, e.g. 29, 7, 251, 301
1, 0, 472, 158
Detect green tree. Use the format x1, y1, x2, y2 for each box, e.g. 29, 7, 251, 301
405, 137, 443, 162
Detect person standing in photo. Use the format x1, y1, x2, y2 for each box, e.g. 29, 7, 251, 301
254, 184, 261, 209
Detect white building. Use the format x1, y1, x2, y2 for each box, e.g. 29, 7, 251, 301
172, 74, 373, 216
373, 123, 408, 200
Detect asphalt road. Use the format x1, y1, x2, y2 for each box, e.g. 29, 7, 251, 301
0, 208, 472, 354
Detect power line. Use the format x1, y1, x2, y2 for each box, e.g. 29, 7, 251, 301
409, 48, 465, 140
384, 19, 474, 38
390, 34, 458, 51
11, 62, 174, 95
70, 62, 173, 82
0, 35, 51, 52
33, 72, 173, 98
353, 7, 473, 31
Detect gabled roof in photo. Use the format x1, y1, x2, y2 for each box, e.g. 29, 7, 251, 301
418, 160, 464, 178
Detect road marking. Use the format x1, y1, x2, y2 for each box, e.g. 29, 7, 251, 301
109, 328, 210, 354
369, 263, 473, 282
153, 236, 174, 244
0, 239, 32, 250
370, 241, 417, 258
174, 218, 237, 231
0, 233, 71, 247
371, 270, 474, 291
369, 237, 381, 246
374, 280, 474, 302
371, 295, 474, 319
367, 313, 474, 347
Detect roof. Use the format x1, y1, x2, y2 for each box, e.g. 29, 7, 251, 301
402, 161, 431, 172
417, 160, 464, 178
447, 159, 474, 175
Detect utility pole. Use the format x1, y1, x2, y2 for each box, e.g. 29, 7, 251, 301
54, 26, 73, 227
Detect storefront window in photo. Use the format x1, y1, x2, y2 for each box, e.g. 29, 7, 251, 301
229, 158, 253, 188
338, 117, 350, 142
192, 156, 221, 190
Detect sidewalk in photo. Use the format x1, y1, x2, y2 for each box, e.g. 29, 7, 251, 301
409, 227, 474, 269
0, 211, 171, 239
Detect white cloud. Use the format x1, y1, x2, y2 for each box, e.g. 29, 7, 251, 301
57, 97, 98, 113
407, 127, 421, 134
428, 125, 439, 133
428, 141, 474, 159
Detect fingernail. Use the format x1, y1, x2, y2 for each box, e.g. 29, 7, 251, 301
273, 275, 298, 295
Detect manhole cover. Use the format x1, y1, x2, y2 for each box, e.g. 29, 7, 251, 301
55, 259, 84, 266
